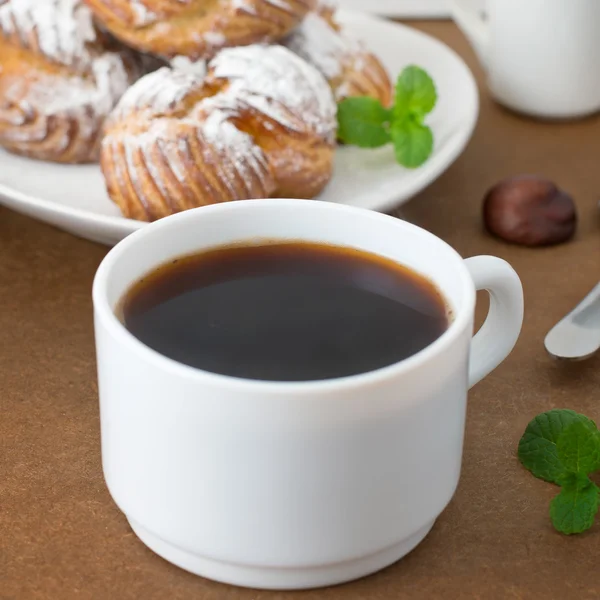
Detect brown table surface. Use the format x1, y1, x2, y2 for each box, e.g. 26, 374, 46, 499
2, 20, 600, 600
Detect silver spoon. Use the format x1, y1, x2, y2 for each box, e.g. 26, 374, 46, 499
545, 283, 600, 360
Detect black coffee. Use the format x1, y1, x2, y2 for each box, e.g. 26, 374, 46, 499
121, 242, 449, 382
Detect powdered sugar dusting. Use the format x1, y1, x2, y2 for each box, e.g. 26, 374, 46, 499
209, 44, 336, 138
161, 139, 188, 185
112, 110, 273, 209
230, 0, 257, 13
131, 0, 158, 26
204, 110, 271, 189
0, 0, 134, 109
282, 10, 385, 100
103, 44, 335, 215
201, 108, 268, 186
170, 56, 207, 76
263, 0, 297, 10
0, 0, 98, 71
297, 12, 368, 76
113, 67, 205, 119
31, 54, 130, 117
113, 44, 336, 139
203, 30, 226, 46
0, 52, 132, 157
0, 0, 141, 161
231, 0, 306, 16
283, 12, 351, 79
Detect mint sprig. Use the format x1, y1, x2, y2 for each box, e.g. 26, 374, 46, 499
550, 480, 599, 535
519, 409, 600, 534
391, 120, 434, 169
518, 409, 596, 484
394, 66, 437, 119
336, 65, 437, 169
337, 97, 391, 148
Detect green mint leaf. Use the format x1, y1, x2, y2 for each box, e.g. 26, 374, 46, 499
556, 471, 592, 492
556, 421, 600, 475
549, 480, 599, 535
394, 66, 438, 120
337, 97, 391, 148
336, 65, 438, 169
390, 119, 434, 169
518, 409, 595, 484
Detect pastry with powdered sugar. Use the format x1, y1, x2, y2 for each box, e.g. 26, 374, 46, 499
282, 0, 391, 105
0, 0, 150, 164
83, 0, 316, 61
101, 44, 337, 221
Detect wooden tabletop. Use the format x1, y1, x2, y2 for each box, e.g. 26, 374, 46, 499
2, 21, 600, 600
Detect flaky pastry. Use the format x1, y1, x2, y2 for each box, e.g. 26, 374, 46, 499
282, 0, 392, 105
0, 0, 147, 164
83, 0, 316, 61
101, 44, 337, 222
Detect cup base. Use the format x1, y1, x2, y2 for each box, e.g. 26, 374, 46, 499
128, 518, 435, 590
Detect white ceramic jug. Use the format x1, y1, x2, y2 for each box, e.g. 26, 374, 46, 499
450, 0, 600, 119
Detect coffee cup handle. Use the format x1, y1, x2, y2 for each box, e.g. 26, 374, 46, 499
464, 256, 524, 388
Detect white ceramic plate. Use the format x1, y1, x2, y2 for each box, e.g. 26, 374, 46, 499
0, 9, 478, 246
337, 0, 450, 18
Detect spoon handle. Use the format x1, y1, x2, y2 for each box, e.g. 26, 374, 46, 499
544, 283, 600, 360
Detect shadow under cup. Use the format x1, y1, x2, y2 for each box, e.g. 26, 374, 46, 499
92, 199, 508, 590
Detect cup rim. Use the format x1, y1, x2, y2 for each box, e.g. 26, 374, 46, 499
92, 199, 476, 393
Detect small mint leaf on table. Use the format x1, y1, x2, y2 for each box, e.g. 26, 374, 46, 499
550, 480, 599, 535
337, 97, 391, 148
556, 471, 592, 491
394, 65, 437, 120
556, 421, 600, 475
390, 119, 434, 169
518, 409, 595, 484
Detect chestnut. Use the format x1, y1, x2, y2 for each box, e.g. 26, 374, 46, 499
483, 175, 577, 246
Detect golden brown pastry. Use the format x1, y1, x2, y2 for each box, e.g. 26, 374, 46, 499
0, 0, 147, 164
101, 44, 337, 222
83, 0, 316, 61
282, 0, 392, 106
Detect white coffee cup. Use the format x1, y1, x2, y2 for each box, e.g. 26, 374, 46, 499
450, 0, 600, 119
92, 200, 523, 590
